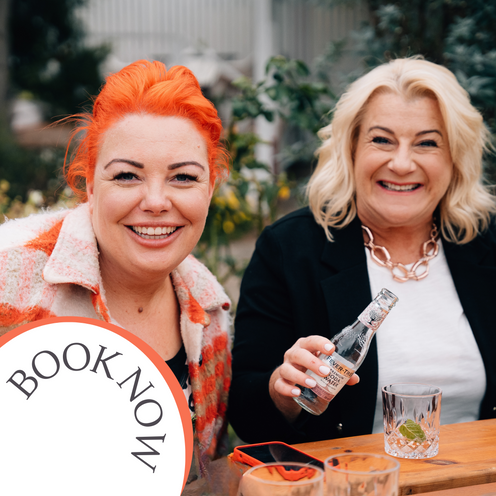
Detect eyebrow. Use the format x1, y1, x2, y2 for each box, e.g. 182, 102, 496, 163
104, 158, 205, 170
367, 126, 443, 137
416, 129, 443, 137
169, 161, 205, 171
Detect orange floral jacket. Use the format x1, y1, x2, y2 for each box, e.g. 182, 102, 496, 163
0, 203, 232, 466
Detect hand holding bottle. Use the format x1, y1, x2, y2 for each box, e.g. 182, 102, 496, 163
295, 288, 398, 415
268, 335, 360, 421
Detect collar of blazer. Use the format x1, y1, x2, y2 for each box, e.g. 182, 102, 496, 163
318, 215, 373, 339
319, 214, 368, 273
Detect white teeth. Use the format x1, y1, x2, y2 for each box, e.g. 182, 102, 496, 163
382, 181, 419, 191
131, 226, 178, 238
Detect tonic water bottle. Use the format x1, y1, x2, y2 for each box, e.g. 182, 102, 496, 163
294, 288, 398, 415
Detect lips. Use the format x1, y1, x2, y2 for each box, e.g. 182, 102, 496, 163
379, 181, 421, 192
129, 225, 179, 240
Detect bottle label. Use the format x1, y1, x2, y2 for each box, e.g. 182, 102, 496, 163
358, 301, 388, 330
308, 354, 354, 402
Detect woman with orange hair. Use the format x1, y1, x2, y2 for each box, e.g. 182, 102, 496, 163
0, 60, 232, 472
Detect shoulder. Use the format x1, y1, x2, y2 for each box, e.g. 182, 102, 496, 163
484, 216, 496, 241
261, 206, 324, 240
255, 206, 328, 255
443, 215, 496, 265
265, 206, 318, 233
0, 208, 71, 252
478, 217, 496, 257
468, 216, 496, 248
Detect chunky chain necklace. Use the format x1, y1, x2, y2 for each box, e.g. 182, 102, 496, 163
362, 223, 439, 282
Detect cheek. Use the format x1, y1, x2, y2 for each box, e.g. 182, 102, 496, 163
184, 192, 211, 225
440, 171, 454, 199
353, 161, 373, 192
443, 168, 453, 188
354, 149, 381, 182
431, 159, 453, 191
91, 186, 136, 230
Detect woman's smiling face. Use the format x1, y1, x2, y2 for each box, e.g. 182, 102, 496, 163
353, 92, 453, 230
87, 113, 212, 281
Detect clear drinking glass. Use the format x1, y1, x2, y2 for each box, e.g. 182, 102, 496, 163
237, 462, 324, 496
382, 383, 442, 459
325, 453, 400, 496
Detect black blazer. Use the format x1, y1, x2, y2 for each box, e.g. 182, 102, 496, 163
228, 207, 496, 445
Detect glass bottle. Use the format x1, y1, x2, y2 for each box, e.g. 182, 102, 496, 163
294, 288, 399, 415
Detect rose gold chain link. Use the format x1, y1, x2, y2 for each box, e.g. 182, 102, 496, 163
362, 224, 439, 282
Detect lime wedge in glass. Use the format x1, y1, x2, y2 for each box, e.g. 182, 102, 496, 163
399, 419, 427, 442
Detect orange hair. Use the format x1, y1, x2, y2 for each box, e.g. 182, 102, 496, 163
64, 60, 229, 201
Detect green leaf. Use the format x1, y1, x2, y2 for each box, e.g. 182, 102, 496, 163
262, 110, 275, 122
399, 419, 427, 442
265, 87, 279, 100
295, 60, 310, 76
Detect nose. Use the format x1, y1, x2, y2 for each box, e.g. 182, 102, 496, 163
139, 182, 173, 214
388, 143, 416, 176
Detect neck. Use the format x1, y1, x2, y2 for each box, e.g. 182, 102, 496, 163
360, 219, 435, 265
99, 256, 173, 307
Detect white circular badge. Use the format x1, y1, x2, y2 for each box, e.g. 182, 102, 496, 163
0, 317, 193, 495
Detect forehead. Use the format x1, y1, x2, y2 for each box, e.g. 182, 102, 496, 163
360, 91, 446, 131
98, 114, 208, 159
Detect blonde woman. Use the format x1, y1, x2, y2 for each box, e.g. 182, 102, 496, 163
229, 58, 496, 444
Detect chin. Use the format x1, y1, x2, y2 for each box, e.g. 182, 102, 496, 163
124, 256, 176, 277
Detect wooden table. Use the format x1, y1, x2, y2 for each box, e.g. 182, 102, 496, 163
293, 418, 496, 495
417, 482, 496, 495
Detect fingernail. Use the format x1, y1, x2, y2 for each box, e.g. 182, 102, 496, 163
305, 378, 317, 388
356, 375, 360, 384
319, 366, 330, 375
324, 344, 332, 352
292, 388, 301, 396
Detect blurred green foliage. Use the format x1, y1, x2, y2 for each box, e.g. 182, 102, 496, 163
196, 54, 344, 285
9, 0, 109, 118
0, 0, 109, 214
0, 125, 77, 219
357, 0, 496, 181
0, 128, 67, 203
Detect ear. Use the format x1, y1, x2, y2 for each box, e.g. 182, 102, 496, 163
208, 180, 215, 203
86, 180, 94, 215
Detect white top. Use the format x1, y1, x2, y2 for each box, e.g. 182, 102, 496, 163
366, 241, 486, 434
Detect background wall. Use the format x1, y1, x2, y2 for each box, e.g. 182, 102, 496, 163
76, 0, 367, 74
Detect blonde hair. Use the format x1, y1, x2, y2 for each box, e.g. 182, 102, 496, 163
307, 57, 496, 244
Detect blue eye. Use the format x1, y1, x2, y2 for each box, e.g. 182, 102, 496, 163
175, 174, 198, 182
114, 172, 137, 181
419, 140, 438, 147
372, 137, 390, 144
